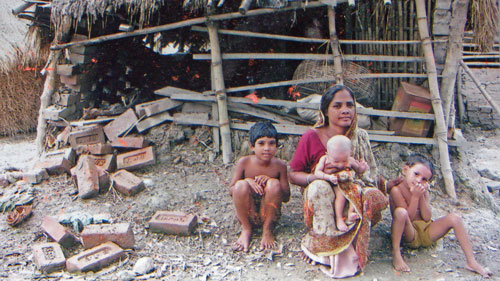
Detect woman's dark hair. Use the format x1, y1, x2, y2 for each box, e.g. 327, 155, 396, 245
406, 153, 435, 179
320, 85, 356, 125
249, 121, 278, 146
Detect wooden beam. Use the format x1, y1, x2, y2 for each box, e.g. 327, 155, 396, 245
416, 0, 456, 199
328, 6, 343, 84
50, 1, 326, 50
193, 53, 426, 62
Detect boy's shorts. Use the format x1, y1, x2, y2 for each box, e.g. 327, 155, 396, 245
248, 194, 281, 226
405, 220, 434, 248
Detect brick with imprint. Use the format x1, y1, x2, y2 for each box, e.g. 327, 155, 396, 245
33, 242, 66, 273
75, 143, 114, 155
81, 223, 135, 249
103, 108, 138, 141
68, 126, 105, 148
66, 241, 125, 273
111, 170, 144, 196
74, 155, 99, 199
90, 154, 116, 172
41, 216, 78, 248
111, 136, 148, 149
148, 211, 197, 235
116, 146, 155, 171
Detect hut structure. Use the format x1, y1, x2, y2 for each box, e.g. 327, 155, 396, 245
11, 0, 500, 198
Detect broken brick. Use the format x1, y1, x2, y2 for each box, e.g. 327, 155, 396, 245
66, 242, 125, 273
34, 157, 71, 175
68, 126, 105, 148
116, 146, 155, 171
74, 155, 99, 199
134, 98, 182, 117
43, 148, 76, 166
103, 108, 138, 141
33, 242, 66, 273
41, 216, 78, 248
43, 105, 77, 121
148, 211, 197, 235
111, 170, 144, 196
111, 136, 148, 149
75, 143, 114, 155
23, 169, 49, 185
81, 223, 135, 249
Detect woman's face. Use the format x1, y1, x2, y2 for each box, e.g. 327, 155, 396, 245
327, 89, 355, 128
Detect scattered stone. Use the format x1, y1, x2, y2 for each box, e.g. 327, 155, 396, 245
0, 174, 9, 187
23, 169, 49, 185
117, 270, 136, 281
133, 257, 155, 275
478, 168, 500, 182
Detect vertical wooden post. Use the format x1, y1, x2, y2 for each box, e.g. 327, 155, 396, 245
415, 0, 457, 199
327, 6, 343, 85
35, 50, 61, 155
207, 21, 233, 164
456, 68, 465, 125
210, 69, 220, 154
439, 0, 470, 127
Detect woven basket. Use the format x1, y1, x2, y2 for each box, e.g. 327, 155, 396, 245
292, 60, 376, 106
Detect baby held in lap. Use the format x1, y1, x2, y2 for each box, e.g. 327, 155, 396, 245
314, 135, 368, 232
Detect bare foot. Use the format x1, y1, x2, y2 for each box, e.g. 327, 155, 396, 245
259, 229, 276, 251
392, 252, 410, 272
336, 219, 348, 232
299, 251, 317, 265
232, 228, 251, 252
466, 260, 492, 278
345, 212, 360, 225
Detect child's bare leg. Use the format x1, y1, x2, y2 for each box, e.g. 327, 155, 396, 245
428, 214, 492, 278
334, 186, 348, 232
259, 178, 282, 250
391, 207, 415, 272
231, 180, 254, 252
345, 203, 359, 225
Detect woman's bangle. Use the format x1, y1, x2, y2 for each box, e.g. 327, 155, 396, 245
306, 174, 312, 185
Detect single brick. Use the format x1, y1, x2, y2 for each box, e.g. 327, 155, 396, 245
34, 157, 71, 175
74, 155, 99, 199
43, 148, 76, 166
23, 169, 49, 184
43, 105, 77, 121
33, 242, 66, 273
56, 64, 81, 76
81, 223, 135, 249
55, 93, 81, 107
70, 44, 98, 55
69, 52, 92, 64
103, 108, 138, 141
111, 170, 145, 196
66, 242, 125, 273
41, 216, 78, 248
135, 98, 182, 117
116, 146, 155, 171
90, 154, 116, 172
68, 126, 105, 148
111, 136, 148, 149
148, 211, 197, 235
75, 143, 114, 155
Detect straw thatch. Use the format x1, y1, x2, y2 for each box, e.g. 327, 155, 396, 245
471, 0, 498, 52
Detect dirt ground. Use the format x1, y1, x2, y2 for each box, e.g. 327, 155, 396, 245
0, 124, 499, 281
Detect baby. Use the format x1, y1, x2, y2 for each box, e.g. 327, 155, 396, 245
314, 135, 368, 232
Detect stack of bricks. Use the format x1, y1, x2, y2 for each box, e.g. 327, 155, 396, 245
460, 68, 500, 129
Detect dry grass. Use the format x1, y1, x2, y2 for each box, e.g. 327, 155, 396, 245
471, 0, 498, 52
0, 47, 46, 136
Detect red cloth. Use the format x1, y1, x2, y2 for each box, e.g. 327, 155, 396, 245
290, 129, 326, 173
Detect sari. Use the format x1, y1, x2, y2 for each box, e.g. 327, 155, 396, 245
290, 113, 388, 278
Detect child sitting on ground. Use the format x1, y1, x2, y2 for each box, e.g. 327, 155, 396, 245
229, 121, 290, 252
314, 135, 368, 232
390, 153, 492, 278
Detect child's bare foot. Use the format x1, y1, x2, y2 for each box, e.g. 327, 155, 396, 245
345, 212, 360, 225
393, 252, 410, 272
259, 229, 276, 250
232, 228, 251, 252
466, 260, 492, 278
299, 252, 317, 265
336, 219, 349, 232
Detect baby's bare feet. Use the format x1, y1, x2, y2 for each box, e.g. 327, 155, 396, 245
466, 260, 492, 278
259, 229, 276, 250
232, 229, 251, 252
336, 219, 349, 232
392, 252, 410, 272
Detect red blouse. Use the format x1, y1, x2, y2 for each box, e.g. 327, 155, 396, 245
289, 129, 326, 173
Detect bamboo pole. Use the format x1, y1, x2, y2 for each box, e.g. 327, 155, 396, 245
440, 0, 469, 127
210, 63, 220, 154
35, 51, 61, 155
207, 22, 233, 164
460, 60, 500, 114
328, 6, 344, 85
415, 0, 457, 199
193, 53, 426, 62
456, 67, 465, 125
50, 1, 326, 50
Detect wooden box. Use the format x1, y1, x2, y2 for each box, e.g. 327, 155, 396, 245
389, 82, 434, 137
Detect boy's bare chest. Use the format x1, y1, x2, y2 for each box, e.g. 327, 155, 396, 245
243, 165, 280, 179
